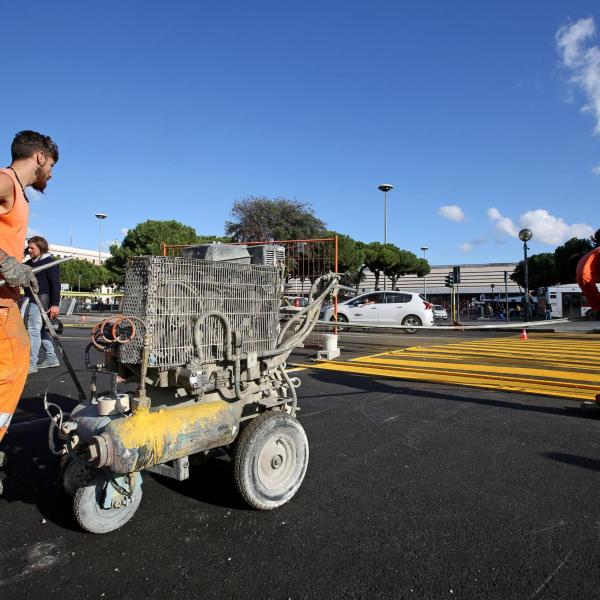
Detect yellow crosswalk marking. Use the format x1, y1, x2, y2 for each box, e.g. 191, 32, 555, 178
308, 334, 600, 401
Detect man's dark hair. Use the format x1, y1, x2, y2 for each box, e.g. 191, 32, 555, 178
11, 130, 59, 163
28, 236, 49, 254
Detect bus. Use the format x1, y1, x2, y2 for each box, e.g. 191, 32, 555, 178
544, 284, 595, 319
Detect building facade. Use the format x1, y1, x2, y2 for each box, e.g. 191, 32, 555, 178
49, 243, 111, 265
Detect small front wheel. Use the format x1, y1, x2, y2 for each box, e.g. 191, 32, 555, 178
61, 455, 96, 497
233, 412, 309, 510
73, 472, 143, 534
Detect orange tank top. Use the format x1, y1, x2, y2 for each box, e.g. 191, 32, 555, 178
0, 168, 29, 301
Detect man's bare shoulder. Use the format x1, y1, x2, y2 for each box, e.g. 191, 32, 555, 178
0, 171, 15, 215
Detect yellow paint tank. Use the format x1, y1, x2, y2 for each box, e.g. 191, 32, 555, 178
91, 400, 243, 474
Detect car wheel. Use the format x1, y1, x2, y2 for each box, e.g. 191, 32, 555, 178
330, 313, 348, 323
401, 315, 422, 334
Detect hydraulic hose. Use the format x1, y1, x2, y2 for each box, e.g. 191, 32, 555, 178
193, 310, 233, 360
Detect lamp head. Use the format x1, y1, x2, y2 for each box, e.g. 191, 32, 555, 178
378, 184, 394, 193
420, 246, 429, 252
95, 213, 108, 220
518, 228, 532, 242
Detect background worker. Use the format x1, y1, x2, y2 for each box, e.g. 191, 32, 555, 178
24, 236, 61, 374
0, 130, 58, 460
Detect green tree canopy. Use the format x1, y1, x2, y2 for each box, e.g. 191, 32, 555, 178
225, 197, 326, 242
510, 253, 558, 290
105, 220, 208, 280
61, 258, 114, 291
360, 242, 399, 290
414, 257, 431, 278
384, 249, 421, 289
325, 232, 365, 288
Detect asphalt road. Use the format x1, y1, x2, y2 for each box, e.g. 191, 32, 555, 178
2, 328, 600, 599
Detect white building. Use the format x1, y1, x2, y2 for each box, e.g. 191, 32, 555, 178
49, 243, 111, 265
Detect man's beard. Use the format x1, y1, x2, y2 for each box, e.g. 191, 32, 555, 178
31, 167, 48, 192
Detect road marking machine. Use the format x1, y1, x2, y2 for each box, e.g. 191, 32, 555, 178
46, 245, 338, 533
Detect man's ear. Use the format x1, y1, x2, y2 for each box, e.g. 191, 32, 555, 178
35, 151, 46, 166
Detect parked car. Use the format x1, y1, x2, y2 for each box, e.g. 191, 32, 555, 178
432, 304, 448, 320
321, 291, 434, 333
280, 296, 309, 319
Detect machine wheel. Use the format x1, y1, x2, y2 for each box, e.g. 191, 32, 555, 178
73, 472, 142, 534
330, 313, 348, 323
401, 315, 422, 334
233, 411, 309, 510
60, 455, 96, 497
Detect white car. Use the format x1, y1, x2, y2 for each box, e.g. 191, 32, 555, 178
322, 291, 434, 333
432, 304, 448, 320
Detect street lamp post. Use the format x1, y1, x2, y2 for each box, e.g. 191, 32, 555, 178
95, 213, 108, 266
378, 184, 393, 290
420, 245, 429, 299
490, 283, 495, 299
518, 228, 533, 320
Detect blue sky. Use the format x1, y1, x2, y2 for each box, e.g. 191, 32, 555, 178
3, 0, 600, 265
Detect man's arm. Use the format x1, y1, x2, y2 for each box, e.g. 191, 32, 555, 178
0, 172, 15, 216
48, 260, 61, 319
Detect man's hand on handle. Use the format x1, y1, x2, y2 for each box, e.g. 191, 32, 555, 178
48, 305, 59, 319
0, 256, 39, 292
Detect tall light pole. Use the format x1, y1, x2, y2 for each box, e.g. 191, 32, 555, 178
378, 184, 393, 290
420, 245, 429, 299
519, 228, 533, 320
95, 213, 108, 265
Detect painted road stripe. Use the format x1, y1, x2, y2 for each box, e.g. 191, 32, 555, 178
307, 334, 600, 401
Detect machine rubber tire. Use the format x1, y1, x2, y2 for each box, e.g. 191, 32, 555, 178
330, 314, 348, 323
61, 455, 96, 497
73, 473, 142, 534
233, 411, 309, 510
401, 315, 422, 334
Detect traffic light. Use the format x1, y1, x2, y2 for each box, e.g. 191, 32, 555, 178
453, 265, 461, 283
444, 273, 454, 287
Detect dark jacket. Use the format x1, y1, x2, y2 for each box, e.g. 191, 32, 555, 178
24, 255, 61, 308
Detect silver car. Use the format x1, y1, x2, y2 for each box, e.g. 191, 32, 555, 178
322, 291, 434, 333
432, 304, 448, 320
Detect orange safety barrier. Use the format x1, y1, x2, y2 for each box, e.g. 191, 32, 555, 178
576, 247, 600, 313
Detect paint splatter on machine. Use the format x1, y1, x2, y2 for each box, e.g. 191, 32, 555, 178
56, 245, 338, 533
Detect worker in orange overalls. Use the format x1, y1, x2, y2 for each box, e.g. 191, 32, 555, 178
0, 131, 59, 492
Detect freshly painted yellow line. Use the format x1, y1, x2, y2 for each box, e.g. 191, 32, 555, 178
306, 335, 600, 401
310, 360, 595, 400
405, 345, 600, 361
354, 356, 600, 382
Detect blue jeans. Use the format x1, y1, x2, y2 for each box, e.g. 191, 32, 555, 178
26, 303, 57, 367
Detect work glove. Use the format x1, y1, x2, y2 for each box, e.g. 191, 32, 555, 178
0, 256, 39, 292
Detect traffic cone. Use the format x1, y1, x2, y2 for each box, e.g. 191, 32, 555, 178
520, 329, 528, 340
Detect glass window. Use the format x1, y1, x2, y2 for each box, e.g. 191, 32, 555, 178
385, 292, 410, 304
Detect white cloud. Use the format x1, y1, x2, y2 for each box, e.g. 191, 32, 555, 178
519, 209, 593, 245
556, 17, 600, 135
487, 206, 594, 245
592, 163, 600, 175
487, 207, 519, 238
26, 226, 40, 238
120, 227, 129, 236
438, 205, 465, 222
459, 243, 472, 253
